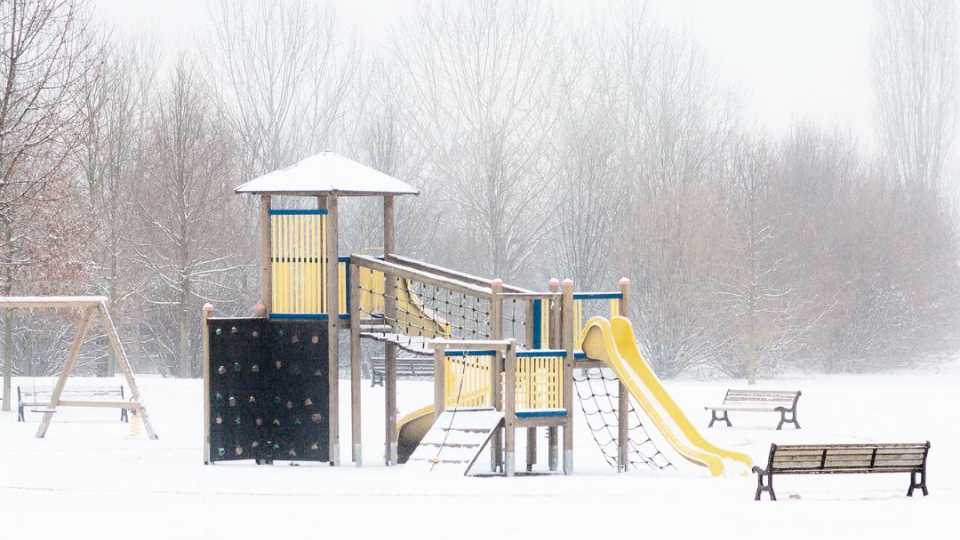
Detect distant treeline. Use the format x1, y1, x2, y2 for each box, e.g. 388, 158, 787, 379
1, 0, 957, 384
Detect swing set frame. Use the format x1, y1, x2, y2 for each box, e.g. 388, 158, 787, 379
0, 296, 158, 439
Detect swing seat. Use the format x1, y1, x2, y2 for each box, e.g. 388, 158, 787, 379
30, 409, 57, 414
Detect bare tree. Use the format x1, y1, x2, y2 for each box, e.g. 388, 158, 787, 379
209, 0, 358, 179
0, 0, 94, 410
394, 0, 565, 283
75, 36, 159, 375
874, 0, 958, 190
134, 56, 247, 377
341, 57, 440, 260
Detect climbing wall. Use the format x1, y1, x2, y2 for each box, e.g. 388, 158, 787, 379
207, 319, 329, 463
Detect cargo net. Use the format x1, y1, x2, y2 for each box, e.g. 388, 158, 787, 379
574, 367, 674, 472
356, 271, 492, 352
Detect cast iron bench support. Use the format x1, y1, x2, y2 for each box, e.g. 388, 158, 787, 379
752, 442, 930, 501
705, 389, 801, 430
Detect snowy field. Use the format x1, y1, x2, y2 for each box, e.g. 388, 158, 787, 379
1, 361, 957, 540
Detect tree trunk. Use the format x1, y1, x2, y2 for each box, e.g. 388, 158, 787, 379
2, 218, 12, 410
178, 291, 191, 378
2, 308, 11, 411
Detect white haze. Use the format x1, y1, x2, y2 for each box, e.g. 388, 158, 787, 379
93, 0, 875, 140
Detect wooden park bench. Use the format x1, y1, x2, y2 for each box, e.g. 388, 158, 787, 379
370, 356, 435, 387
752, 442, 930, 500
705, 389, 801, 430
18, 384, 129, 423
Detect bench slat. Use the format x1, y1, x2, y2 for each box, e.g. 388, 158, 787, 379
706, 405, 787, 412
774, 443, 926, 450
765, 443, 928, 474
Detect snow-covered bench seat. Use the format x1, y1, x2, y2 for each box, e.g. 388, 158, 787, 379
17, 384, 128, 423
752, 442, 930, 501
704, 389, 801, 430
369, 356, 434, 387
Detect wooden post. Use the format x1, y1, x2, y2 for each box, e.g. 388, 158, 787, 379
99, 301, 158, 440
36, 306, 95, 438
489, 278, 504, 472
504, 340, 517, 477
524, 298, 537, 472
561, 279, 575, 474
259, 194, 272, 314
202, 304, 213, 464
325, 195, 340, 466
383, 195, 399, 465
547, 278, 560, 471
433, 343, 446, 418
349, 263, 362, 466
617, 277, 631, 473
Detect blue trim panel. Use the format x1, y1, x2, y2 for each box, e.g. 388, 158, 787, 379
516, 349, 567, 358
270, 313, 350, 321
445, 349, 498, 357
574, 351, 588, 360
340, 256, 350, 316
515, 409, 568, 418
531, 299, 542, 349
269, 208, 329, 215
572, 292, 623, 300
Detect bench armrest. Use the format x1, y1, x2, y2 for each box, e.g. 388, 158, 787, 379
751, 466, 765, 475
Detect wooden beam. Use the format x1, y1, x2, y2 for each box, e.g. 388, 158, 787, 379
325, 195, 340, 465
349, 263, 362, 466
100, 301, 158, 440
36, 307, 95, 438
489, 278, 504, 473
617, 277, 631, 473
259, 194, 272, 313
383, 195, 398, 465
56, 400, 143, 409
350, 255, 495, 299
202, 303, 213, 464
504, 340, 517, 477
547, 278, 560, 472
383, 254, 536, 294
524, 298, 537, 472
433, 343, 446, 418
561, 279, 575, 475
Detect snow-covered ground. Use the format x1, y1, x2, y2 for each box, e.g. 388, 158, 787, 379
1, 361, 957, 540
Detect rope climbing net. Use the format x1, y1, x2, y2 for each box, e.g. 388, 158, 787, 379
355, 267, 493, 352
574, 366, 675, 472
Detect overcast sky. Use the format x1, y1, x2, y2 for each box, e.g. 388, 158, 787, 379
92, 0, 876, 142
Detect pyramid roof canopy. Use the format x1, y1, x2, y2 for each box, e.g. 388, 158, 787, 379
235, 152, 418, 197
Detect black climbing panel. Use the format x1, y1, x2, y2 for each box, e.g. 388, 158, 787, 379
207, 318, 329, 464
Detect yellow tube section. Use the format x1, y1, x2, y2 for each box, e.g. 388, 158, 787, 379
580, 316, 753, 476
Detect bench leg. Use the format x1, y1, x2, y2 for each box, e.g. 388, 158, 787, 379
17, 404, 24, 422
753, 468, 776, 501
777, 408, 800, 430
708, 409, 732, 428
908, 470, 928, 497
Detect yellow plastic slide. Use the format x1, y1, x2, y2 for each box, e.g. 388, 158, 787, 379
397, 404, 436, 463
580, 316, 752, 476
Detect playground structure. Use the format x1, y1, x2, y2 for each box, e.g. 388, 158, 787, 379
201, 151, 751, 476
0, 296, 158, 440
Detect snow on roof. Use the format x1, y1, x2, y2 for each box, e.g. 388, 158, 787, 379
234, 152, 419, 196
